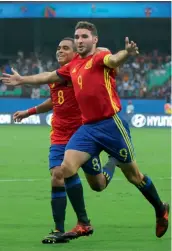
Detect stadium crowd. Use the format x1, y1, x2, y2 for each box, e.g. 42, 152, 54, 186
0, 49, 171, 99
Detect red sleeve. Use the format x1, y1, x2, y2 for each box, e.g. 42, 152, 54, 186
94, 51, 112, 66
56, 62, 72, 81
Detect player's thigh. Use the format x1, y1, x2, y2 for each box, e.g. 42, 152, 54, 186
63, 126, 101, 178
119, 160, 144, 185
62, 149, 90, 178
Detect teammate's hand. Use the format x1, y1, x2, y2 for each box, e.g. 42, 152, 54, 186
125, 37, 139, 56
0, 68, 23, 86
13, 110, 29, 122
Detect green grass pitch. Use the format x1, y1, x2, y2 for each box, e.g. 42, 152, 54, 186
0, 126, 171, 251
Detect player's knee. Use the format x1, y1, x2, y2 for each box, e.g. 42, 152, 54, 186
51, 166, 64, 186
61, 160, 78, 178
90, 183, 105, 192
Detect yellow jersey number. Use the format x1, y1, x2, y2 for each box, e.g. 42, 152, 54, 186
119, 148, 128, 162
77, 75, 82, 89
57, 90, 64, 105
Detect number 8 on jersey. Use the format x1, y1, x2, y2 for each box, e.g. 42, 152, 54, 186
58, 90, 64, 105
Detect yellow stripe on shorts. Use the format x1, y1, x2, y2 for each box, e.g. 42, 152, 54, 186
113, 114, 135, 161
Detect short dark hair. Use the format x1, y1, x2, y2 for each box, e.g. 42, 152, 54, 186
61, 37, 76, 51
75, 21, 98, 36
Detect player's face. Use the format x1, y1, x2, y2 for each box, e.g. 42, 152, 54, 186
74, 29, 98, 57
56, 40, 75, 66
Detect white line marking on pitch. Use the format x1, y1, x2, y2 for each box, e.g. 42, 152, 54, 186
0, 177, 171, 182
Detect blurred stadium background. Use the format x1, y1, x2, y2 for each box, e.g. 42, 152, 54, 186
0, 2, 171, 251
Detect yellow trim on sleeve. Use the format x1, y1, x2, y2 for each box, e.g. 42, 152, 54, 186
103, 54, 113, 68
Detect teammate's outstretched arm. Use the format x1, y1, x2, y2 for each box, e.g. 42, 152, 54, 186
105, 37, 139, 68
13, 98, 53, 122
1, 68, 62, 86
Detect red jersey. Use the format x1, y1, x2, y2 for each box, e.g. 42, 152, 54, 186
57, 51, 121, 124
49, 82, 82, 144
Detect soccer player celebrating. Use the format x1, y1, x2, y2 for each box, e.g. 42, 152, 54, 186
12, 37, 117, 243
2, 22, 169, 239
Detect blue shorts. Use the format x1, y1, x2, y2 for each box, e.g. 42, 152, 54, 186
65, 113, 135, 163
49, 144, 66, 169
49, 144, 102, 175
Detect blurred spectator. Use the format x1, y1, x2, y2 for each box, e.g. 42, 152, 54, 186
0, 49, 171, 99
123, 78, 129, 97
31, 88, 40, 99
164, 91, 172, 114
164, 103, 172, 114
126, 100, 135, 114
0, 83, 7, 92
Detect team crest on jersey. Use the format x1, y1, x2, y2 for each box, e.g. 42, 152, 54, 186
50, 83, 55, 89
85, 59, 93, 69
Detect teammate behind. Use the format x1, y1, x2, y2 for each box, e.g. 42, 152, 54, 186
12, 38, 117, 243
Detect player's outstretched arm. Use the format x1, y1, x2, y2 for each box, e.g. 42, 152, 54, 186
35, 98, 53, 113
105, 37, 139, 68
1, 68, 62, 86
13, 98, 53, 122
